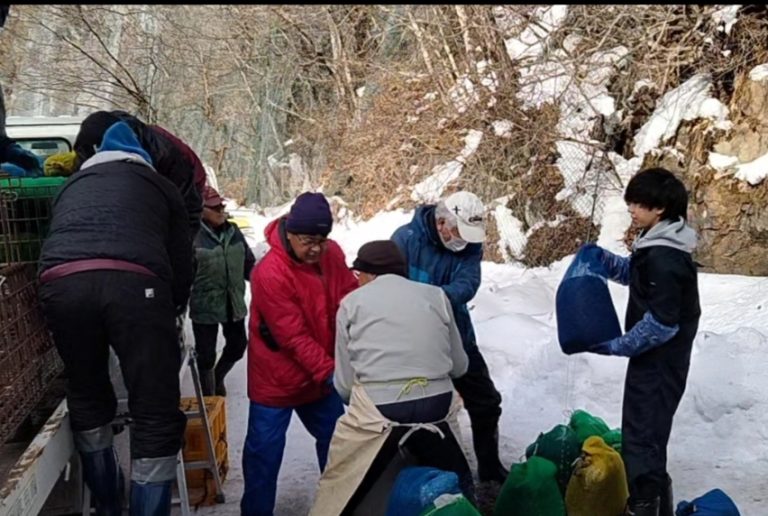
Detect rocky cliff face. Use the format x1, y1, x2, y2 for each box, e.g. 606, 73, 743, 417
688, 71, 768, 275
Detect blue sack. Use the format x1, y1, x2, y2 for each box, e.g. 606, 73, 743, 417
555, 245, 622, 355
676, 489, 740, 515
1, 162, 29, 177
386, 466, 462, 516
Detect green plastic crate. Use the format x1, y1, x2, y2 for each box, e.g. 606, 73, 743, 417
1, 176, 68, 265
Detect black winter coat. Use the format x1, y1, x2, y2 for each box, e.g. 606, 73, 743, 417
38, 158, 195, 309
626, 245, 701, 364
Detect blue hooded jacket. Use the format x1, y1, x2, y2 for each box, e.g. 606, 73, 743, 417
392, 205, 483, 356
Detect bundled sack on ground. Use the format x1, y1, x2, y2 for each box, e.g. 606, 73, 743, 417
565, 436, 628, 516
555, 244, 622, 354
386, 467, 481, 516
676, 488, 740, 516
493, 456, 566, 516
525, 424, 581, 495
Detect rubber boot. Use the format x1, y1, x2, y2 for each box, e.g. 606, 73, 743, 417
199, 368, 215, 397
129, 480, 172, 516
80, 447, 125, 515
471, 420, 508, 483
627, 497, 660, 516
74, 425, 124, 516
213, 359, 237, 397
130, 456, 177, 516
659, 475, 674, 516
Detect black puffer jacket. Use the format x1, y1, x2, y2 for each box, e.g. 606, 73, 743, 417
39, 153, 195, 309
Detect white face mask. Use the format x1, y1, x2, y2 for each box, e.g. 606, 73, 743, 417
440, 231, 468, 252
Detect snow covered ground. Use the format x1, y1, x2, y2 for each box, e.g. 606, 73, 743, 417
190, 207, 767, 515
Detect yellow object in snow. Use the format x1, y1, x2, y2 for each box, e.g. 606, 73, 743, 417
44, 151, 77, 177
565, 435, 629, 516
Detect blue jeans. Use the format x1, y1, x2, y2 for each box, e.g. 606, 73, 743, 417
240, 391, 345, 516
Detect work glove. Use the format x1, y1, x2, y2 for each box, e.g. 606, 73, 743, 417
590, 312, 678, 357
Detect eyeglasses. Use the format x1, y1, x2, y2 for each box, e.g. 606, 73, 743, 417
206, 205, 226, 213
295, 235, 328, 248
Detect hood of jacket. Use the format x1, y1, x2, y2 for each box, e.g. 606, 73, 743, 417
633, 217, 697, 253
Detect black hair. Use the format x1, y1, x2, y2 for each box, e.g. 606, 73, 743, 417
624, 167, 689, 221
73, 110, 151, 170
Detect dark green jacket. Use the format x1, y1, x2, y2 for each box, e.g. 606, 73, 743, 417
189, 220, 256, 324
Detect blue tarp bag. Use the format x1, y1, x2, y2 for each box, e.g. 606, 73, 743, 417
555, 245, 622, 354
386, 466, 462, 516
676, 489, 740, 515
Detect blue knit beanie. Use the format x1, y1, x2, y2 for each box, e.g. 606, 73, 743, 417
285, 192, 333, 236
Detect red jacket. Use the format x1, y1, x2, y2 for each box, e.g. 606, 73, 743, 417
247, 218, 358, 406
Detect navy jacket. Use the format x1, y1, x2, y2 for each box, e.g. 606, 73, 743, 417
392, 206, 482, 356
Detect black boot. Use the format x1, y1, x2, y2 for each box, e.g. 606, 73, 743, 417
213, 359, 237, 396
628, 497, 660, 516
199, 368, 215, 396
471, 420, 508, 483
659, 476, 674, 516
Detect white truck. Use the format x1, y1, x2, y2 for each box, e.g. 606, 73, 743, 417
1, 116, 86, 516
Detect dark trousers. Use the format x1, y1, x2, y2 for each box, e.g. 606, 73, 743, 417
191, 319, 247, 371
343, 393, 474, 514
39, 270, 187, 459
622, 353, 691, 501
451, 345, 502, 425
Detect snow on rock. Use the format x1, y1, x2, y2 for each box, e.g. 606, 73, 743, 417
734, 151, 768, 186
492, 120, 513, 138
493, 202, 527, 260
748, 63, 768, 82
448, 60, 500, 114
448, 76, 479, 115
411, 130, 484, 203
503, 5, 628, 220
633, 74, 732, 158
504, 5, 569, 62
597, 152, 641, 253
708, 152, 739, 171
711, 5, 741, 35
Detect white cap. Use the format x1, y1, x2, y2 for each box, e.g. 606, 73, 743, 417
443, 191, 486, 243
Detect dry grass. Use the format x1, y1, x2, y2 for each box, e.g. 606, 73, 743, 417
523, 216, 598, 267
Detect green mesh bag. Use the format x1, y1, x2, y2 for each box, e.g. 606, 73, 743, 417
493, 457, 566, 516
525, 424, 581, 494
569, 409, 611, 444
601, 428, 622, 454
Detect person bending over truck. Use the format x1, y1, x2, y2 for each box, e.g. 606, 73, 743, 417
38, 121, 194, 515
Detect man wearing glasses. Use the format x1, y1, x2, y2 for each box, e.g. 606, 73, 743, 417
241, 192, 358, 516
